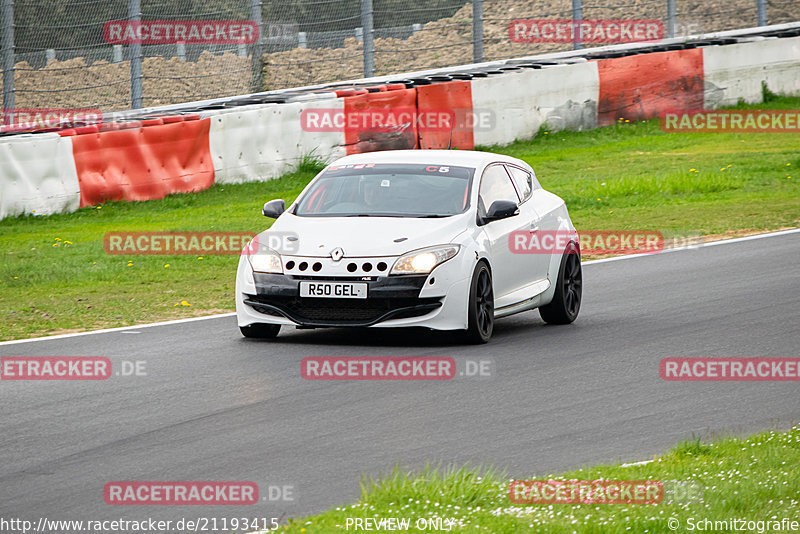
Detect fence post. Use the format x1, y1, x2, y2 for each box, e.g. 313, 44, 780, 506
361, 0, 374, 77
249, 0, 263, 92
667, 0, 677, 38
571, 0, 583, 50
1, 0, 14, 113
298, 31, 307, 49
756, 0, 766, 26
128, 0, 142, 109
472, 0, 483, 63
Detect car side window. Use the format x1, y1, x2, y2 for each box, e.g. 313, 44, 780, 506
478, 164, 519, 218
506, 165, 533, 201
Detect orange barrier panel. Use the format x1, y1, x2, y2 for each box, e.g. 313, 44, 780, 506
72, 117, 214, 207
597, 48, 704, 127
343, 87, 418, 154
416, 80, 474, 150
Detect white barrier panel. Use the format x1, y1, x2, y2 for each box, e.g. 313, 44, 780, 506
470, 62, 599, 147
703, 37, 800, 108
0, 133, 80, 219
206, 98, 346, 185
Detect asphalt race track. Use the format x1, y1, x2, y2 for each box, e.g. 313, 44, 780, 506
2, 230, 799, 527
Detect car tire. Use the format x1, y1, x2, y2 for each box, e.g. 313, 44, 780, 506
539, 242, 581, 325
464, 261, 494, 344
239, 323, 281, 339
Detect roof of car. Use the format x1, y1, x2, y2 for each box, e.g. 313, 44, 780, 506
330, 149, 526, 169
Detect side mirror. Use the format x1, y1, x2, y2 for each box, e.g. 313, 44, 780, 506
262, 199, 286, 219
484, 199, 519, 222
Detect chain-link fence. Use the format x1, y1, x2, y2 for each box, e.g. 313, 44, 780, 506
1, 0, 798, 113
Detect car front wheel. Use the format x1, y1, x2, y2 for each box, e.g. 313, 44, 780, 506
539, 242, 581, 324
464, 262, 494, 344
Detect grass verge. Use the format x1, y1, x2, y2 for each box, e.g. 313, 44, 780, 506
1, 97, 799, 340
271, 426, 800, 533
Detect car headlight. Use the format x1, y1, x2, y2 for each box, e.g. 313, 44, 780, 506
391, 245, 460, 275
246, 240, 283, 274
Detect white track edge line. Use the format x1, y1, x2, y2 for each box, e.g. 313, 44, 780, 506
2, 227, 798, 346
0, 313, 235, 346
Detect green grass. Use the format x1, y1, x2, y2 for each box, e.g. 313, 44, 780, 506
270, 426, 800, 533
2, 98, 799, 340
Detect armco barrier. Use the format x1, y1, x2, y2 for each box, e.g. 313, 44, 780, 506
0, 133, 80, 219
66, 116, 214, 206
471, 63, 599, 146
2, 26, 800, 220
703, 36, 800, 108
597, 48, 704, 127
205, 97, 346, 184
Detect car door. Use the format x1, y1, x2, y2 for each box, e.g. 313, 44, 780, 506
505, 164, 550, 285
477, 164, 527, 302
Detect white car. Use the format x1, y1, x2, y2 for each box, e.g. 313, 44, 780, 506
235, 150, 581, 343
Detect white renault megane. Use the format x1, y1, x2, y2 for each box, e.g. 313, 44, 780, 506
235, 149, 581, 343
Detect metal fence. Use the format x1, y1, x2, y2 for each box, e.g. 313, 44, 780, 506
1, 0, 798, 113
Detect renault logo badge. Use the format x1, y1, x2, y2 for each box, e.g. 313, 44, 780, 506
330, 247, 344, 262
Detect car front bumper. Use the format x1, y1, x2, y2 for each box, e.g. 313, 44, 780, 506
235, 254, 472, 330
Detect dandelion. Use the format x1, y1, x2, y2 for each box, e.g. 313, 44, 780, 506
164, 264, 170, 268
609, 210, 614, 214
55, 238, 61, 241
64, 240, 72, 245
787, 163, 791, 166
97, 206, 102, 210
174, 300, 191, 307
689, 168, 696, 172
13, 276, 18, 279
93, 262, 97, 264
197, 256, 203, 260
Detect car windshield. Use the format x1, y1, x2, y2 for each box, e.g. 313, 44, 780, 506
293, 163, 475, 218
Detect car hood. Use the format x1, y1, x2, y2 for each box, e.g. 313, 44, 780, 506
264, 212, 471, 257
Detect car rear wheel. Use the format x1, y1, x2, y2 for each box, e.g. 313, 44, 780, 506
239, 323, 281, 339
539, 243, 581, 324
464, 262, 494, 344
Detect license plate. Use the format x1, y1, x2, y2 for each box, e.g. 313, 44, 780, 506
299, 281, 368, 299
